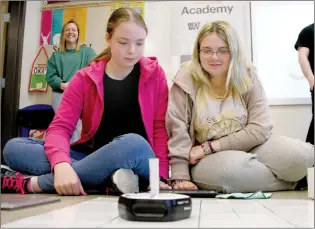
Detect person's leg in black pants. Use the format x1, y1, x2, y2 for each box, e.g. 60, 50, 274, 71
295, 88, 314, 190
306, 89, 314, 145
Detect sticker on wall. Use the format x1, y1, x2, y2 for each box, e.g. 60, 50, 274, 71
28, 47, 49, 92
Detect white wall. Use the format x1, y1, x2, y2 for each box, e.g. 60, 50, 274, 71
18, 1, 312, 142
251, 1, 314, 105
269, 105, 311, 141
19, 1, 52, 109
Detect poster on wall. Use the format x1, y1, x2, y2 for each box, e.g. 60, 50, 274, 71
40, 7, 88, 57
170, 1, 251, 63
28, 47, 49, 92
109, 1, 145, 18
63, 7, 87, 43
51, 9, 64, 45
40, 10, 52, 45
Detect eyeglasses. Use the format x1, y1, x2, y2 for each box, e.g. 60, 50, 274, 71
199, 48, 230, 59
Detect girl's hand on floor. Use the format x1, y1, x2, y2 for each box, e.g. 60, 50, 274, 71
53, 162, 87, 196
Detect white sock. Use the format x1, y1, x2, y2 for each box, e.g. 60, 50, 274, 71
28, 177, 36, 193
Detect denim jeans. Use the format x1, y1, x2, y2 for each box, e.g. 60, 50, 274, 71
3, 134, 155, 192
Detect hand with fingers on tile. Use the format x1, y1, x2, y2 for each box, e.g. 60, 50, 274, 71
54, 162, 87, 196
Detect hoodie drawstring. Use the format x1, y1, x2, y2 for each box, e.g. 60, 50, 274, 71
185, 93, 188, 125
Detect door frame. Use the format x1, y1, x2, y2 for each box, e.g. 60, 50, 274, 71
0, 1, 9, 158
1, 1, 26, 160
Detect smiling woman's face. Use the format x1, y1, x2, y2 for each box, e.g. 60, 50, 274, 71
64, 22, 79, 45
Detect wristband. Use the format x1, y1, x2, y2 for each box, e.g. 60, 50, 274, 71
201, 141, 213, 155
208, 140, 216, 153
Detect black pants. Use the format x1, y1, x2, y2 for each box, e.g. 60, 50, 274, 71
306, 88, 314, 144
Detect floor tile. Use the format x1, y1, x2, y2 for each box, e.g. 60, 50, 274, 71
199, 199, 294, 228
2, 200, 118, 228
2, 194, 313, 228
256, 199, 314, 228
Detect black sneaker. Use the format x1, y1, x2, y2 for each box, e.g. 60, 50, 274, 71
295, 176, 308, 190
107, 169, 139, 195
1, 165, 31, 194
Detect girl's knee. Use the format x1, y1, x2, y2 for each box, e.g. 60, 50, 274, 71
254, 135, 314, 181
278, 146, 314, 182
116, 133, 155, 158
3, 138, 44, 166
3, 138, 25, 162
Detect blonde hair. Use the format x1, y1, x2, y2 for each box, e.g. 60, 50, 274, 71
191, 21, 253, 96
91, 7, 148, 63
59, 19, 80, 52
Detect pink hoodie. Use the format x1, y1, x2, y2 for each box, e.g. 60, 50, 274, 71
44, 57, 169, 179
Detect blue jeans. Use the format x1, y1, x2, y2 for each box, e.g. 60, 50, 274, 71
3, 134, 155, 192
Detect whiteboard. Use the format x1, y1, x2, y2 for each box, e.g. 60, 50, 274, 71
251, 1, 314, 105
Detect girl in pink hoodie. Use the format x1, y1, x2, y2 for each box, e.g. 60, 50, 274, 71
2, 8, 171, 195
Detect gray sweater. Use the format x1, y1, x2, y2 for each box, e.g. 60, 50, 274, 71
166, 61, 273, 180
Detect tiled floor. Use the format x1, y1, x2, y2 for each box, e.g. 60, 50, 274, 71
1, 191, 314, 228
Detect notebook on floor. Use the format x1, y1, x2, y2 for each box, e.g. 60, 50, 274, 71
1, 195, 60, 210
159, 189, 219, 198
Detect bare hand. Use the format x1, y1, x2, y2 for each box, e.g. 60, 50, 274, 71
172, 180, 198, 190
189, 146, 205, 165
53, 162, 86, 196
60, 82, 69, 91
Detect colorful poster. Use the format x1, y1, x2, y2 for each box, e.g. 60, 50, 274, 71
63, 8, 87, 43
109, 1, 145, 18
29, 47, 49, 92
40, 10, 52, 46
52, 9, 64, 45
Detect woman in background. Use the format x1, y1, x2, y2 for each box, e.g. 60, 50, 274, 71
166, 21, 314, 193
2, 8, 170, 196
46, 19, 97, 143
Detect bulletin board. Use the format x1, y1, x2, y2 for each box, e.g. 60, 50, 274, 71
40, 1, 145, 53
40, 1, 251, 90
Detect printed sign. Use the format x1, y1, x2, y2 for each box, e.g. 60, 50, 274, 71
28, 47, 49, 92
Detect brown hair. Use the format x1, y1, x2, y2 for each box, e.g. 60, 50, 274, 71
59, 19, 80, 52
91, 7, 148, 63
